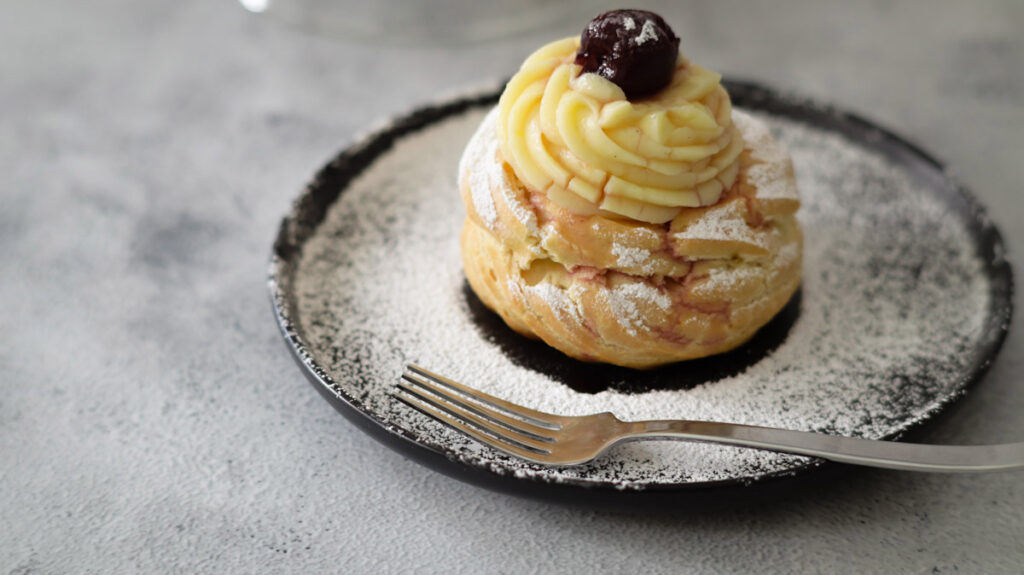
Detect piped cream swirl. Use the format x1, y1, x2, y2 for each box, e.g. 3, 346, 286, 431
497, 37, 744, 224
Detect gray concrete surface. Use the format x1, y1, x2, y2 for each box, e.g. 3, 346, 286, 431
2, 1, 1022, 573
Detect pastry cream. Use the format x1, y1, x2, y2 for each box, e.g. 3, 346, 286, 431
497, 37, 744, 224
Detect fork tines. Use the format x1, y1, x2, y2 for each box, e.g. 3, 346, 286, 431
393, 364, 557, 458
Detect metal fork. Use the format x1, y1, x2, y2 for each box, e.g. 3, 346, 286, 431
393, 364, 1024, 472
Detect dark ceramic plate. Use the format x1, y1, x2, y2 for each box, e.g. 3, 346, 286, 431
269, 81, 1012, 509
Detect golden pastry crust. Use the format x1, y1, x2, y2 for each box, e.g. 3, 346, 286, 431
460, 108, 802, 369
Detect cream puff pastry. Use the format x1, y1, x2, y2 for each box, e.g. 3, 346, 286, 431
459, 11, 802, 369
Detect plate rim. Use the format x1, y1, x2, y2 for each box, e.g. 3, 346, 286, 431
268, 80, 1014, 508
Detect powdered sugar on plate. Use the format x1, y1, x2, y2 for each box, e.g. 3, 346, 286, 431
285, 100, 1004, 490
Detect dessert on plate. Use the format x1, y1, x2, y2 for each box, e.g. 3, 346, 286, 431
459, 10, 802, 369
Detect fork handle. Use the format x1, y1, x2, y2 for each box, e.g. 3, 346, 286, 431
626, 420, 1024, 472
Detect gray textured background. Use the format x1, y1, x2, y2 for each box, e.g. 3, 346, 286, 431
2, 1, 1022, 573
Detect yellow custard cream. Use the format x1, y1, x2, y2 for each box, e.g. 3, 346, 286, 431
497, 37, 744, 224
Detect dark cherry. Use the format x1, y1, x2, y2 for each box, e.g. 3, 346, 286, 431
575, 9, 680, 99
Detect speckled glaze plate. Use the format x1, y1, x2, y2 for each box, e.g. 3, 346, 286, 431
269, 82, 1012, 509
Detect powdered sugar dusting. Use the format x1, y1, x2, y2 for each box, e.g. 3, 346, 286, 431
747, 162, 797, 200
460, 109, 538, 233
525, 281, 582, 323
673, 213, 757, 242
735, 109, 799, 201
735, 109, 785, 164
288, 104, 999, 490
602, 281, 671, 336
672, 201, 770, 251
692, 262, 764, 297
612, 242, 656, 273
459, 110, 500, 228
635, 19, 659, 45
